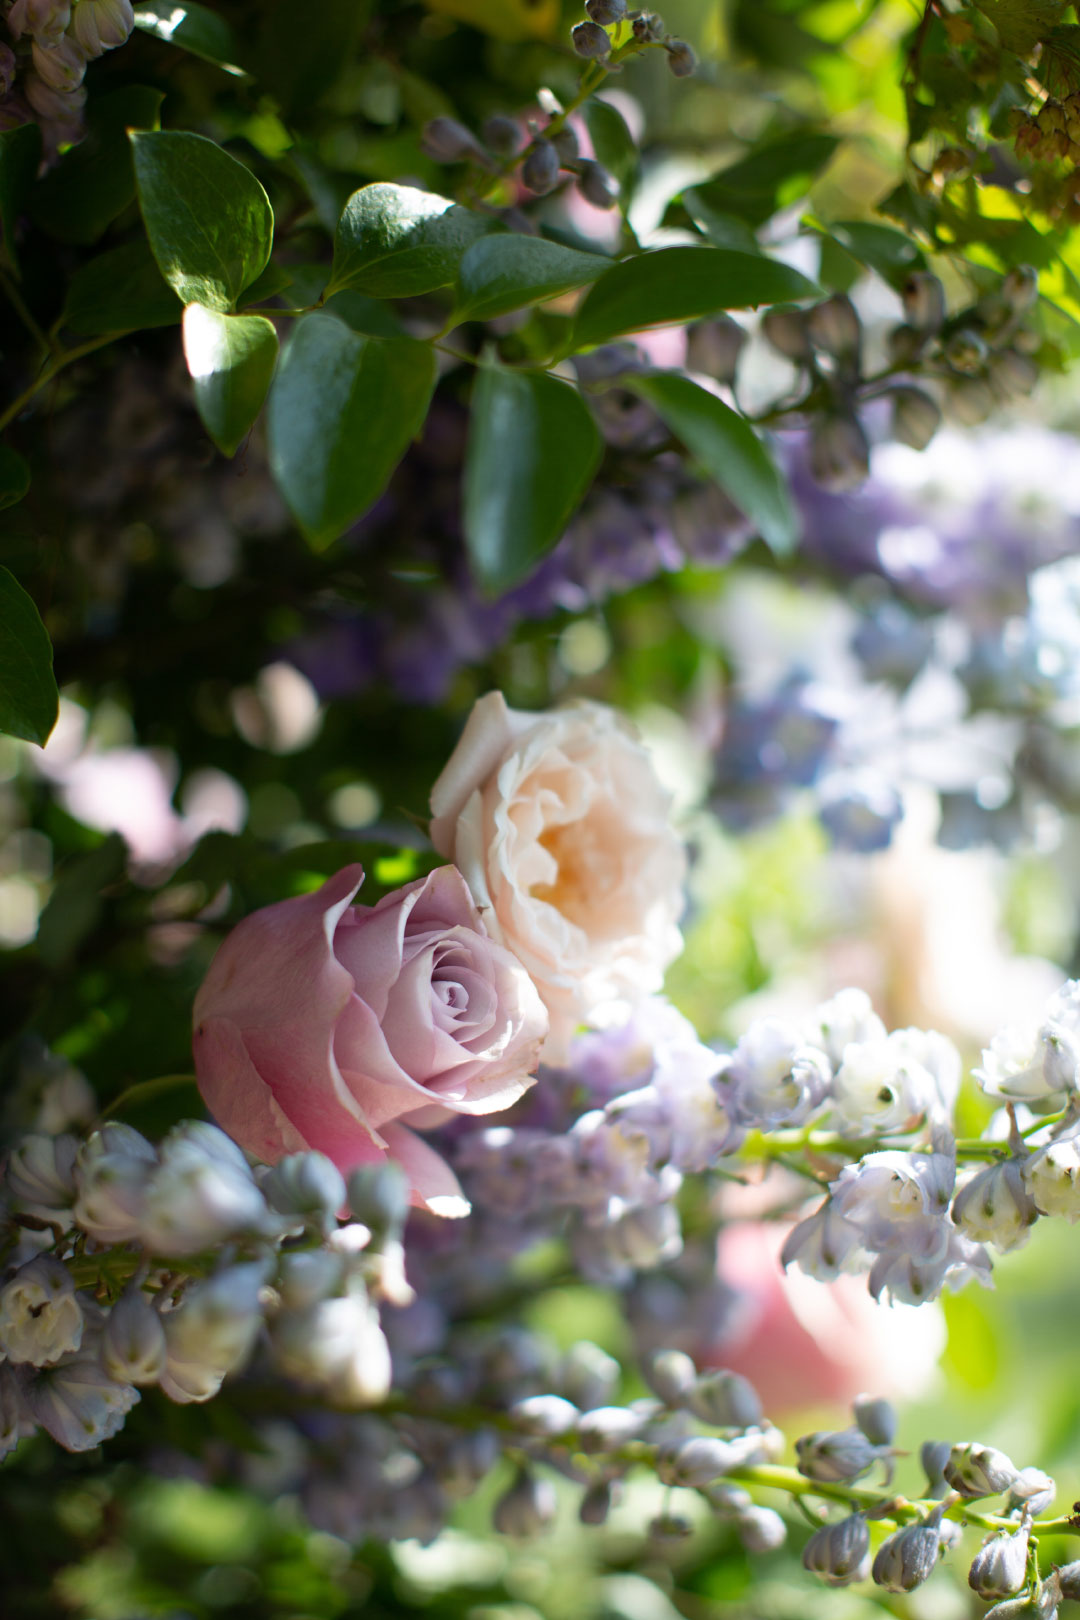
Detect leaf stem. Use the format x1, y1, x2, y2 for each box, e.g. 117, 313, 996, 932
0, 334, 121, 434
0, 267, 55, 359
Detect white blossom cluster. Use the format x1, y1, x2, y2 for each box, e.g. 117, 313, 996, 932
2, 0, 134, 151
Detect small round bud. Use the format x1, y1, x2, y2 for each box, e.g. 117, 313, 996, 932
802, 1514, 871, 1586
1002, 265, 1038, 315
644, 1348, 697, 1407
578, 160, 618, 209
852, 1395, 896, 1448
952, 1159, 1038, 1251
576, 1405, 644, 1452
944, 327, 989, 374
796, 1427, 878, 1483
1007, 1468, 1055, 1517
579, 1480, 616, 1525
1057, 1561, 1080, 1600
808, 416, 870, 493
890, 385, 942, 451
658, 1436, 740, 1487
944, 1441, 1020, 1499
6, 1133, 78, 1214
632, 11, 664, 41
572, 19, 612, 57
806, 293, 861, 359
552, 126, 580, 164
969, 1526, 1031, 1600
508, 1394, 580, 1437
989, 349, 1038, 399
648, 1512, 694, 1543
586, 0, 626, 21
887, 322, 928, 364
346, 1163, 410, 1234
687, 1369, 763, 1429
101, 1286, 167, 1386
902, 272, 946, 333
522, 139, 561, 195
421, 117, 485, 164
983, 1578, 1060, 1620
686, 317, 747, 384
666, 38, 695, 76
762, 307, 812, 362
921, 1439, 951, 1496
493, 1468, 557, 1537
872, 1517, 942, 1593
560, 1340, 620, 1411
482, 115, 520, 156
261, 1151, 346, 1233
946, 375, 995, 426
737, 1505, 787, 1553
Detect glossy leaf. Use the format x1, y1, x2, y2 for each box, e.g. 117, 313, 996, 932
183, 305, 279, 457
455, 235, 609, 322
63, 238, 182, 335
690, 132, 840, 226
0, 566, 58, 746
822, 220, 925, 289
464, 365, 601, 593
0, 445, 30, 511
683, 190, 762, 254
0, 123, 41, 273
267, 312, 437, 548
573, 247, 817, 350
130, 130, 274, 312
255, 0, 367, 111
133, 1, 246, 74
31, 86, 163, 246
584, 100, 639, 198
628, 372, 796, 555
328, 183, 493, 298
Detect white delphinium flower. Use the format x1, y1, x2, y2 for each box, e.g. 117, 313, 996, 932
0, 1364, 30, 1460
5, 0, 71, 43
976, 981, 1080, 1100
138, 1121, 275, 1257
259, 1151, 347, 1236
807, 988, 886, 1072
30, 33, 86, 91
0, 1256, 83, 1366
158, 1262, 268, 1404
5, 1133, 79, 1219
780, 1200, 867, 1282
894, 1028, 962, 1124
717, 1018, 830, 1130
1022, 1136, 1080, 1220
101, 1287, 166, 1385
831, 1146, 956, 1260
30, 1356, 139, 1451
271, 1286, 392, 1407
831, 1031, 941, 1132
70, 0, 134, 56
952, 1159, 1039, 1251
868, 1229, 992, 1305
73, 1123, 157, 1243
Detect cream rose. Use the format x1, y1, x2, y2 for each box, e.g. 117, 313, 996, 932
430, 694, 686, 1060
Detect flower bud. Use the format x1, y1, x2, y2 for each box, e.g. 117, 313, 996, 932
159, 1262, 268, 1404
261, 1151, 346, 1233
586, 0, 626, 21
644, 1347, 697, 1406
0, 1256, 83, 1366
482, 114, 520, 156
853, 1395, 896, 1447
31, 1357, 139, 1451
276, 1250, 345, 1311
1023, 1140, 1080, 1221
560, 1340, 620, 1410
5, 1133, 78, 1215
271, 1290, 391, 1407
139, 1121, 271, 1257
580, 1480, 615, 1525
808, 416, 870, 492
101, 1287, 167, 1386
578, 160, 618, 209
953, 1159, 1038, 1251
737, 1505, 787, 1552
30, 35, 86, 92
946, 375, 995, 425
887, 322, 927, 363
576, 1404, 644, 1452
6, 0, 70, 43
807, 294, 860, 359
632, 11, 664, 41
73, 1123, 157, 1244
493, 1468, 557, 1536
1007, 1467, 1055, 1516
522, 139, 560, 195
921, 1438, 951, 1495
989, 349, 1038, 399
944, 327, 988, 374
71, 0, 134, 55
687, 1369, 763, 1429
796, 1426, 878, 1483
872, 1515, 942, 1592
658, 1436, 740, 1486
890, 385, 941, 451
902, 273, 946, 333
984, 1579, 1060, 1620
1003, 266, 1038, 315
509, 1394, 580, 1437
572, 20, 612, 57
24, 73, 85, 126
762, 307, 812, 361
1057, 1562, 1080, 1600
802, 1514, 871, 1585
686, 317, 747, 385
666, 39, 695, 76
346, 1162, 410, 1234
970, 1525, 1031, 1600
552, 126, 579, 164
649, 1512, 694, 1543
945, 1441, 1019, 1498
421, 117, 485, 164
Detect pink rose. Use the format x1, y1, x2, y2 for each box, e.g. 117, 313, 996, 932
192, 864, 548, 1217
430, 693, 686, 1061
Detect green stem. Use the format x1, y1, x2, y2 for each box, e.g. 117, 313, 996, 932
97, 1073, 199, 1124
0, 334, 121, 434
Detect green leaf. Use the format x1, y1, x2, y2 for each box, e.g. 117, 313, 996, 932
683, 190, 762, 254
822, 220, 925, 288
133, 1, 246, 74
255, 0, 369, 112
0, 123, 42, 274
584, 99, 640, 199
30, 86, 163, 246
464, 365, 601, 593
573, 247, 818, 350
267, 312, 437, 547
63, 238, 182, 335
0, 445, 30, 510
328, 183, 493, 298
130, 130, 274, 312
627, 372, 796, 555
182, 305, 279, 457
0, 565, 58, 746
455, 236, 609, 322
237, 262, 293, 308
690, 132, 840, 226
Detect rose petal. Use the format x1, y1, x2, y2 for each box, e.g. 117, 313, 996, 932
381, 1122, 470, 1218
